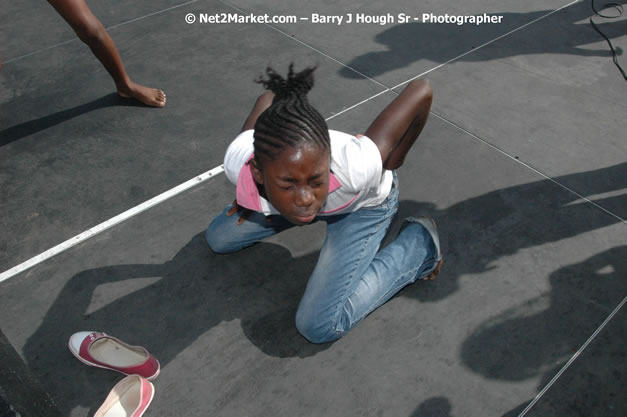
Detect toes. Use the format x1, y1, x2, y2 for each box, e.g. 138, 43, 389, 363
156, 90, 166, 106
118, 85, 166, 107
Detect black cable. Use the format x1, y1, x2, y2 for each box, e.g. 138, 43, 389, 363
589, 0, 626, 80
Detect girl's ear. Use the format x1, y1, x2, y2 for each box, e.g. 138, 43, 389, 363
250, 158, 264, 185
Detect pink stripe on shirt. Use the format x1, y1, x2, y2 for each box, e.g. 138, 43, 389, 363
236, 154, 343, 212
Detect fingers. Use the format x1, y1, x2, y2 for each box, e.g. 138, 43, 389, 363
426, 258, 443, 280
237, 209, 252, 225
225, 200, 271, 225
226, 200, 238, 216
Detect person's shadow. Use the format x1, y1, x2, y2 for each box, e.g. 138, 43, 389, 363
340, 0, 625, 79
23, 162, 625, 415
387, 162, 624, 415
23, 236, 330, 415
0, 93, 144, 147
405, 243, 624, 417
409, 396, 454, 417
461, 246, 627, 416
392, 161, 625, 304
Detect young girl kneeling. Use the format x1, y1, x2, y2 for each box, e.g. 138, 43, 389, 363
206, 65, 443, 344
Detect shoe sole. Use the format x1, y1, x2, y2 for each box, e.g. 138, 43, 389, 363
401, 216, 443, 279
141, 381, 156, 417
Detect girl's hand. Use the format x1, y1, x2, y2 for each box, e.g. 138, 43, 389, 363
226, 200, 273, 225
226, 200, 252, 225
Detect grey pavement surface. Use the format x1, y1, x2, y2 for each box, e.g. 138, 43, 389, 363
0, 0, 625, 416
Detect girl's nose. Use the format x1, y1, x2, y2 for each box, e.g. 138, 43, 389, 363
294, 187, 315, 207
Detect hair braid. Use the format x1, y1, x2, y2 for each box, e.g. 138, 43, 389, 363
253, 64, 330, 164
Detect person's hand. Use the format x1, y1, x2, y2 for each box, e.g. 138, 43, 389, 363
226, 200, 273, 225
425, 257, 443, 280
226, 200, 253, 225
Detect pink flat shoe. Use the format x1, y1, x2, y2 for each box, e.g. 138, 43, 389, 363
68, 331, 160, 380
94, 375, 154, 417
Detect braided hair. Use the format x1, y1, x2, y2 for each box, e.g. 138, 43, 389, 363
253, 64, 330, 167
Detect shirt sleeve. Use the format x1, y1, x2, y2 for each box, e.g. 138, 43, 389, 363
224, 130, 255, 186
330, 131, 384, 194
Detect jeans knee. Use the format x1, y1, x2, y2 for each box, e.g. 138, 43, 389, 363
295, 309, 342, 344
205, 225, 234, 254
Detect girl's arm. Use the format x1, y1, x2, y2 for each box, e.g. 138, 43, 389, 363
364, 80, 433, 170
241, 91, 275, 132
229, 92, 276, 224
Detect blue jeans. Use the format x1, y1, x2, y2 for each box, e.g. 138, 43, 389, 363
205, 175, 439, 343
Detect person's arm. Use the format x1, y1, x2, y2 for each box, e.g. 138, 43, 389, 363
364, 80, 433, 170
240, 91, 275, 132
228, 92, 276, 224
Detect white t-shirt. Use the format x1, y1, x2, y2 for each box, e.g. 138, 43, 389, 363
224, 129, 394, 216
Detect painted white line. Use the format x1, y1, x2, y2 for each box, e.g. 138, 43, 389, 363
0, 165, 224, 283
4, 0, 198, 64
390, 0, 581, 91
218, 0, 389, 89
518, 296, 627, 417
564, 188, 627, 208
224, 0, 579, 93
325, 89, 391, 121
2, 0, 615, 283
4, 39, 77, 65
0, 85, 389, 283
106, 0, 199, 30
430, 111, 627, 224
0, 88, 390, 283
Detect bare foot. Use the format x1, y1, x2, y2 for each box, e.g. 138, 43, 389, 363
118, 81, 166, 108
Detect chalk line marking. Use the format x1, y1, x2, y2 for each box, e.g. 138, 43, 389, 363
2, 0, 611, 284
4, 0, 198, 64
518, 296, 627, 417
0, 165, 223, 283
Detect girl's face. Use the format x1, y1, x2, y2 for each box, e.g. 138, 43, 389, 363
252, 144, 330, 225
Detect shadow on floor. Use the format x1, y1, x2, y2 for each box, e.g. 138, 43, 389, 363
409, 396, 454, 417
340, 0, 626, 80
393, 162, 625, 304
392, 163, 625, 415
0, 93, 143, 147
23, 236, 330, 415
23, 162, 625, 414
464, 246, 627, 416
